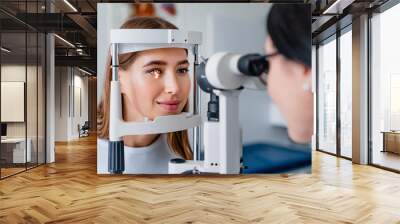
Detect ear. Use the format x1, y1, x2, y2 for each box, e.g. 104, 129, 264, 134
264, 36, 276, 54
302, 65, 312, 78
264, 37, 269, 54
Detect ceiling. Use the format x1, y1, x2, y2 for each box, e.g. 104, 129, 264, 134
0, 0, 100, 74
1, 0, 393, 75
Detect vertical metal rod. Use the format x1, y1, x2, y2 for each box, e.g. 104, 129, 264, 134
72, 67, 75, 117
336, 29, 341, 157
108, 42, 124, 174
44, 3, 47, 164
36, 7, 39, 167
25, 3, 28, 171
367, 12, 372, 165
0, 25, 2, 179
112, 43, 119, 81
192, 45, 201, 161
316, 44, 320, 150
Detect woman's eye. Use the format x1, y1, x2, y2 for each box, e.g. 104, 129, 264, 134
177, 68, 189, 74
146, 68, 162, 78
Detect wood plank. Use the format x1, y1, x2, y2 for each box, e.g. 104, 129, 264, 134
0, 135, 399, 223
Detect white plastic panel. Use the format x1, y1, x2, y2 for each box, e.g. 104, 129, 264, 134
110, 29, 202, 45
1, 82, 25, 122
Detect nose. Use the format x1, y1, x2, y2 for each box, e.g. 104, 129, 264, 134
163, 71, 180, 94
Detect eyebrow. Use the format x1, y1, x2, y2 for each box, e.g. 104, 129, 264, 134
143, 60, 190, 67
177, 60, 190, 66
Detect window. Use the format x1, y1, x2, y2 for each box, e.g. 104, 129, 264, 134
317, 36, 337, 155
339, 28, 352, 158
0, 1, 47, 179
370, 2, 400, 171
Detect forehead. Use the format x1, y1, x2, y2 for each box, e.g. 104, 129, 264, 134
135, 48, 188, 65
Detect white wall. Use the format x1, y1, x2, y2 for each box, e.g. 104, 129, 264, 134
72, 73, 89, 138
55, 67, 89, 141
1, 66, 26, 131
1, 65, 37, 138
46, 32, 55, 163
1, 64, 46, 164
55, 67, 68, 141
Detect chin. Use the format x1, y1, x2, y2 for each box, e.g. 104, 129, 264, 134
154, 103, 185, 116
154, 109, 182, 117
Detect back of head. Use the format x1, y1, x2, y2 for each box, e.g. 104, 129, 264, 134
267, 4, 311, 68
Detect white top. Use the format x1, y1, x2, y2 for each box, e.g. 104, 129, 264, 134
97, 134, 180, 174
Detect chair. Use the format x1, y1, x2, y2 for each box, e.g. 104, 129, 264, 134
78, 121, 90, 138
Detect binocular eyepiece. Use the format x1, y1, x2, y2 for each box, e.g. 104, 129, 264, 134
237, 54, 268, 77
195, 53, 269, 122
196, 53, 268, 93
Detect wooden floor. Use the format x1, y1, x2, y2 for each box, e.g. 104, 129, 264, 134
1, 135, 400, 223
372, 150, 400, 171
1, 167, 26, 178
1, 163, 44, 178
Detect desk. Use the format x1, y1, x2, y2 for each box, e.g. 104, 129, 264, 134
381, 131, 400, 154
1, 138, 31, 163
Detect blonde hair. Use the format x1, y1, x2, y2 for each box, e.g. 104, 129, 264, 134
97, 17, 193, 160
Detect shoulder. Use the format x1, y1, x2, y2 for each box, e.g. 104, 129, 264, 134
97, 138, 108, 146
97, 138, 109, 153
97, 138, 109, 174
144, 134, 181, 158
146, 134, 172, 153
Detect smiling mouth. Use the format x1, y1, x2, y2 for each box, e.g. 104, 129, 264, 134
156, 100, 180, 112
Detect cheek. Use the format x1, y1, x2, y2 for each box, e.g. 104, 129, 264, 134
267, 61, 296, 105
136, 83, 158, 100
142, 82, 162, 106
266, 62, 283, 99
130, 75, 162, 109
180, 76, 191, 98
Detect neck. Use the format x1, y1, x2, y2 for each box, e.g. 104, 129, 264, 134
123, 134, 160, 147
121, 95, 159, 147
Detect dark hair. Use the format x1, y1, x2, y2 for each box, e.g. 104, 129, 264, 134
267, 4, 311, 68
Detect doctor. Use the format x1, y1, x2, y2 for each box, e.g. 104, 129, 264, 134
263, 4, 313, 144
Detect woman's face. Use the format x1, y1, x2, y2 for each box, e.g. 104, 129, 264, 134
119, 48, 191, 121
264, 37, 313, 143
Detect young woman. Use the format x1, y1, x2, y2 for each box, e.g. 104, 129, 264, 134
97, 17, 193, 174
264, 4, 313, 144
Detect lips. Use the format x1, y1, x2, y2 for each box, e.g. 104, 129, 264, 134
157, 100, 180, 112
